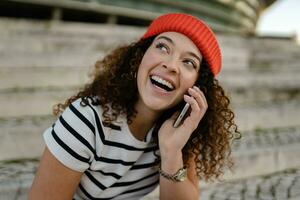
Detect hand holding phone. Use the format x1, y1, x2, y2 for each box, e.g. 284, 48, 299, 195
173, 103, 190, 128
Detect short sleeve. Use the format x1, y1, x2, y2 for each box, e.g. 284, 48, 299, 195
43, 99, 97, 172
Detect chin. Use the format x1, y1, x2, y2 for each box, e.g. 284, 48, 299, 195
145, 102, 167, 111
144, 98, 177, 112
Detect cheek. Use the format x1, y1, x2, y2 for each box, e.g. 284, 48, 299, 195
137, 50, 161, 75
137, 54, 155, 84
137, 53, 151, 75
138, 53, 151, 73
181, 75, 198, 90
143, 44, 164, 63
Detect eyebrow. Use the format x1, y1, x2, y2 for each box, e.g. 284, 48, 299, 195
156, 36, 202, 63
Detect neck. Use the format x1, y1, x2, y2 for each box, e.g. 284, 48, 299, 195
128, 100, 161, 141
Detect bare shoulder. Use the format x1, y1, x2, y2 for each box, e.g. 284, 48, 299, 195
28, 147, 83, 200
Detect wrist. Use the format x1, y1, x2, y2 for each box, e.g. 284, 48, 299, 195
160, 151, 183, 174
160, 144, 182, 157
160, 150, 182, 162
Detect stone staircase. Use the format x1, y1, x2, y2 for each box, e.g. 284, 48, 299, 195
1, 17, 300, 199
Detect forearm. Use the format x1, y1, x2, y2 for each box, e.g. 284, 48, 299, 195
159, 151, 199, 200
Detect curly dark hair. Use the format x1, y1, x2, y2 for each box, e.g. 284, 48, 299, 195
53, 37, 240, 181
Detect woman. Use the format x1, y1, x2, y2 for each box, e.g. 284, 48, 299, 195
29, 13, 239, 200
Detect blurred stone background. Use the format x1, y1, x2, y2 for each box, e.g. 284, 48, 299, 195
0, 0, 300, 199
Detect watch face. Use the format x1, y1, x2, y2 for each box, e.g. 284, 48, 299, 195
175, 168, 187, 182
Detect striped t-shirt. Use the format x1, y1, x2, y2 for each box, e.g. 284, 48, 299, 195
43, 98, 160, 200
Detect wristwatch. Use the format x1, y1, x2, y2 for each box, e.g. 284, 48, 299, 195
159, 166, 187, 182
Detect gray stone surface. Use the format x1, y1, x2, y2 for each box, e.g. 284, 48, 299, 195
0, 160, 37, 200
2, 160, 300, 200
199, 168, 300, 200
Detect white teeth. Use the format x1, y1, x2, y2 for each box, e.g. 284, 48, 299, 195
151, 75, 174, 90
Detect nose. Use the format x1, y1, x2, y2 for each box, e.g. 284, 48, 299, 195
163, 58, 179, 74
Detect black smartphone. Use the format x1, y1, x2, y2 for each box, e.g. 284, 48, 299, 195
173, 102, 190, 128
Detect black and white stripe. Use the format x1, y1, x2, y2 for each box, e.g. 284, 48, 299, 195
44, 98, 160, 199
78, 179, 159, 200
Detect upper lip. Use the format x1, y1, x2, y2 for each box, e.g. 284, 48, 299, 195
150, 73, 177, 89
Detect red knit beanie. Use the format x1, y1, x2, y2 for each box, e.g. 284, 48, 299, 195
141, 13, 222, 76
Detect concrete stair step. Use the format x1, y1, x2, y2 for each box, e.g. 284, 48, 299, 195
0, 35, 107, 53
0, 19, 141, 58
218, 35, 300, 70
0, 116, 53, 161
218, 34, 299, 51
220, 70, 300, 89
0, 52, 102, 68
228, 87, 300, 107
250, 37, 300, 52
227, 126, 300, 179
0, 18, 143, 46
219, 70, 300, 104
220, 70, 300, 92
0, 31, 128, 55
234, 100, 300, 131
0, 89, 75, 118
221, 49, 251, 70
250, 51, 300, 69
0, 66, 89, 91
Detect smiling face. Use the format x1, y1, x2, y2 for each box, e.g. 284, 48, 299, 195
136, 32, 203, 112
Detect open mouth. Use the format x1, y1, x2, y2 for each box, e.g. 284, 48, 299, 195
150, 75, 174, 92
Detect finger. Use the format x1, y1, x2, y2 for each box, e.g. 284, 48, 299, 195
188, 87, 207, 109
183, 95, 200, 114
181, 87, 208, 132
193, 86, 208, 107
182, 95, 201, 130
192, 86, 208, 107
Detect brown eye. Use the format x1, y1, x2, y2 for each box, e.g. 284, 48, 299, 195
183, 59, 196, 69
155, 42, 169, 53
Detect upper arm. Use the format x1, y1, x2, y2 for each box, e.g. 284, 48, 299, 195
29, 100, 99, 199
29, 147, 83, 200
